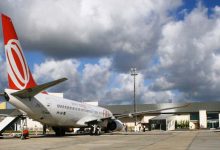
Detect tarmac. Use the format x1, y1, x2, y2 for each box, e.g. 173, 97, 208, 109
1, 130, 220, 150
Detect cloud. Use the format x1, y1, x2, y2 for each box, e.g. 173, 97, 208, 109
0, 0, 182, 72
33, 59, 82, 99
0, 42, 7, 91
1, 1, 220, 104
103, 73, 174, 104
0, 59, 7, 92
0, 0, 184, 104
150, 5, 220, 101
32, 57, 174, 104
82, 58, 111, 99
33, 58, 111, 101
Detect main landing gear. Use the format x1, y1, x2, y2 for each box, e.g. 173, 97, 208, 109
90, 124, 101, 136
52, 127, 65, 136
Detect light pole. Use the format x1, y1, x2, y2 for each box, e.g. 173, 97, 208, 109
130, 68, 138, 126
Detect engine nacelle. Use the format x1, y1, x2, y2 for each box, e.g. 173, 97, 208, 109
107, 119, 123, 131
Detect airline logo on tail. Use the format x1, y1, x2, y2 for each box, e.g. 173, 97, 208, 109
5, 39, 30, 89
2, 14, 37, 90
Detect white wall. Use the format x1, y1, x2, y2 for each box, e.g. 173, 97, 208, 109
141, 116, 156, 123
48, 93, 64, 98
199, 110, 207, 128
167, 116, 176, 131
15, 118, 43, 131
189, 122, 196, 129
219, 113, 220, 128
26, 118, 43, 130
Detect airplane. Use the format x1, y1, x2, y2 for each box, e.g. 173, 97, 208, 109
0, 14, 189, 136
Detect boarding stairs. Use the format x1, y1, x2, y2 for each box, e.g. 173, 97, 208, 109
0, 116, 20, 134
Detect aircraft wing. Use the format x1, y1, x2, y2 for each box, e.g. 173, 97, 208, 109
85, 104, 190, 125
114, 103, 190, 119
78, 116, 112, 126
85, 116, 112, 125
11, 78, 67, 99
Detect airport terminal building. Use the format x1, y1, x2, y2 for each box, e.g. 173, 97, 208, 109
102, 102, 220, 131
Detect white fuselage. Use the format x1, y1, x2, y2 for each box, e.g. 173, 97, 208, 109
5, 89, 113, 127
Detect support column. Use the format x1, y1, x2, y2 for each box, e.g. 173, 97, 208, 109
199, 110, 207, 128
218, 113, 220, 128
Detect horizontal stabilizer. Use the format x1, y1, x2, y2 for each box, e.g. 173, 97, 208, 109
11, 78, 67, 98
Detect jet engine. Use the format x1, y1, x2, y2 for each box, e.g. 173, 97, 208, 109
107, 119, 123, 131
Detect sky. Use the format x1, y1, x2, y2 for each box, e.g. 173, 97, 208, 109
0, 0, 220, 105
